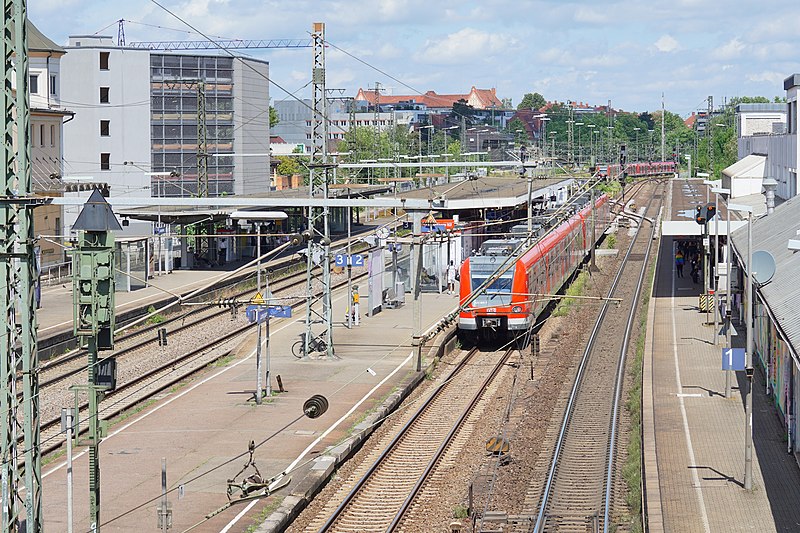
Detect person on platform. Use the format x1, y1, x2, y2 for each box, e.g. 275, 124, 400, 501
218, 237, 227, 266
446, 261, 457, 295
675, 248, 684, 278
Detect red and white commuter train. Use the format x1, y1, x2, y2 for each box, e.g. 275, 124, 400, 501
458, 193, 611, 342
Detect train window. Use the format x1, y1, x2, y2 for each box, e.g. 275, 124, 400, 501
470, 263, 514, 307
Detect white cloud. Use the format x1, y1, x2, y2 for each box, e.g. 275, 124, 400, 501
654, 35, 679, 53
536, 46, 624, 69
712, 37, 746, 60
415, 28, 519, 65
574, 7, 609, 24
747, 71, 785, 84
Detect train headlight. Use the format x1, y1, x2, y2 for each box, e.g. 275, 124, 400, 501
512, 305, 523, 313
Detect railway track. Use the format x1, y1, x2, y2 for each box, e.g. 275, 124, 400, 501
33, 255, 373, 459
524, 181, 664, 533
36, 259, 314, 390
304, 345, 516, 533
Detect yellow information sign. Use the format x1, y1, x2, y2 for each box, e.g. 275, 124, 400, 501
250, 292, 266, 305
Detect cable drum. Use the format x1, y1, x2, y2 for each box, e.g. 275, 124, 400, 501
303, 394, 329, 419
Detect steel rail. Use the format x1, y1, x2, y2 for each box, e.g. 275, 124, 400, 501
386, 348, 514, 531
532, 182, 662, 533
317, 347, 512, 532
603, 188, 662, 532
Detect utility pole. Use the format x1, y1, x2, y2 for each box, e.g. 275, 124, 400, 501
661, 93, 666, 162
2, 4, 46, 530
708, 96, 714, 178
567, 103, 574, 166
303, 22, 336, 359
72, 189, 122, 532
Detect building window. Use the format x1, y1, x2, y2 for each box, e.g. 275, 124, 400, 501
29, 74, 38, 94
99, 87, 110, 104
100, 153, 110, 170
49, 74, 57, 95
39, 124, 45, 147
50, 125, 55, 147
100, 120, 110, 136
99, 52, 110, 70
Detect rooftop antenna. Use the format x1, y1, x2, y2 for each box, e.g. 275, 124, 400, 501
117, 19, 126, 46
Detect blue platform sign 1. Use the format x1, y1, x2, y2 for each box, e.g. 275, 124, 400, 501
721, 348, 746, 371
246, 305, 292, 323
334, 254, 365, 267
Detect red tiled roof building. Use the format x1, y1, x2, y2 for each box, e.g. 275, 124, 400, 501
355, 86, 504, 110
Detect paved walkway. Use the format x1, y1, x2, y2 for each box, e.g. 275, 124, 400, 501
41, 281, 458, 533
37, 262, 244, 336
644, 236, 800, 532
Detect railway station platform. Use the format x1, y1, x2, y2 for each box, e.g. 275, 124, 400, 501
39, 281, 459, 533
644, 234, 800, 532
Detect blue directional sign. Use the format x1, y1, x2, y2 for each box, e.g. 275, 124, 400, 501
246, 305, 292, 324
721, 347, 746, 371
268, 305, 292, 318
334, 254, 365, 267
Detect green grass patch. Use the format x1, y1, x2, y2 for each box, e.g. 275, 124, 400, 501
552, 271, 589, 317
621, 258, 656, 533
605, 234, 617, 249
597, 180, 622, 197
42, 449, 66, 467
453, 503, 469, 519
209, 354, 235, 367
244, 496, 284, 533
145, 305, 166, 325
109, 398, 158, 426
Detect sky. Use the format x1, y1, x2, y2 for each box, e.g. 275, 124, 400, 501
29, 0, 800, 117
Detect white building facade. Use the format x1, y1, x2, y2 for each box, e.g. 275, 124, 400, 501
737, 75, 799, 200
61, 35, 271, 234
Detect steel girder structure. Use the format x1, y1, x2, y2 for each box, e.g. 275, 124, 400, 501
2, 1, 43, 530
303, 22, 335, 359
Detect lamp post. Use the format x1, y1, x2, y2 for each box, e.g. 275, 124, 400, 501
587, 124, 596, 166
728, 202, 754, 490
575, 122, 584, 167
713, 186, 731, 397
540, 116, 550, 158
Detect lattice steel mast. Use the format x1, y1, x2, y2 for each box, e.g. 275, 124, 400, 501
303, 22, 335, 358
2, 1, 45, 530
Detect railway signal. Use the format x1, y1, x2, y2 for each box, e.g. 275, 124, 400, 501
71, 188, 123, 532
695, 203, 717, 225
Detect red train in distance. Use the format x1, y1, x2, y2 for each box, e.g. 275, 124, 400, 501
458, 193, 611, 343
600, 161, 677, 178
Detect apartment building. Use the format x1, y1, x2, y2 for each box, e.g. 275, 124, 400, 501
60, 35, 270, 233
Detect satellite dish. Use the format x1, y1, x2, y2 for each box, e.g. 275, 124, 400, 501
752, 250, 776, 285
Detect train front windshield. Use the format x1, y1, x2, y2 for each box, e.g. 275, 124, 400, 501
470, 262, 514, 307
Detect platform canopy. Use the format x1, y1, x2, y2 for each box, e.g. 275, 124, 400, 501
661, 220, 748, 237
722, 154, 766, 198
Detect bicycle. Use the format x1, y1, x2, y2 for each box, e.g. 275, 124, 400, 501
291, 331, 328, 358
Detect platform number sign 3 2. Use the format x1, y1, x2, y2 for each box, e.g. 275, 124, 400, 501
335, 254, 365, 267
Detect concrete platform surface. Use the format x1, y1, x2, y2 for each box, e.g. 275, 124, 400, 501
41, 285, 458, 533
644, 234, 800, 532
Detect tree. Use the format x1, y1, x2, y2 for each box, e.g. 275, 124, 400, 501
506, 117, 529, 142
451, 99, 477, 125
276, 156, 300, 176
518, 92, 546, 111
269, 106, 279, 128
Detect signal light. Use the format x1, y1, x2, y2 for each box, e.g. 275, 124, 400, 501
706, 203, 716, 221
695, 205, 708, 225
